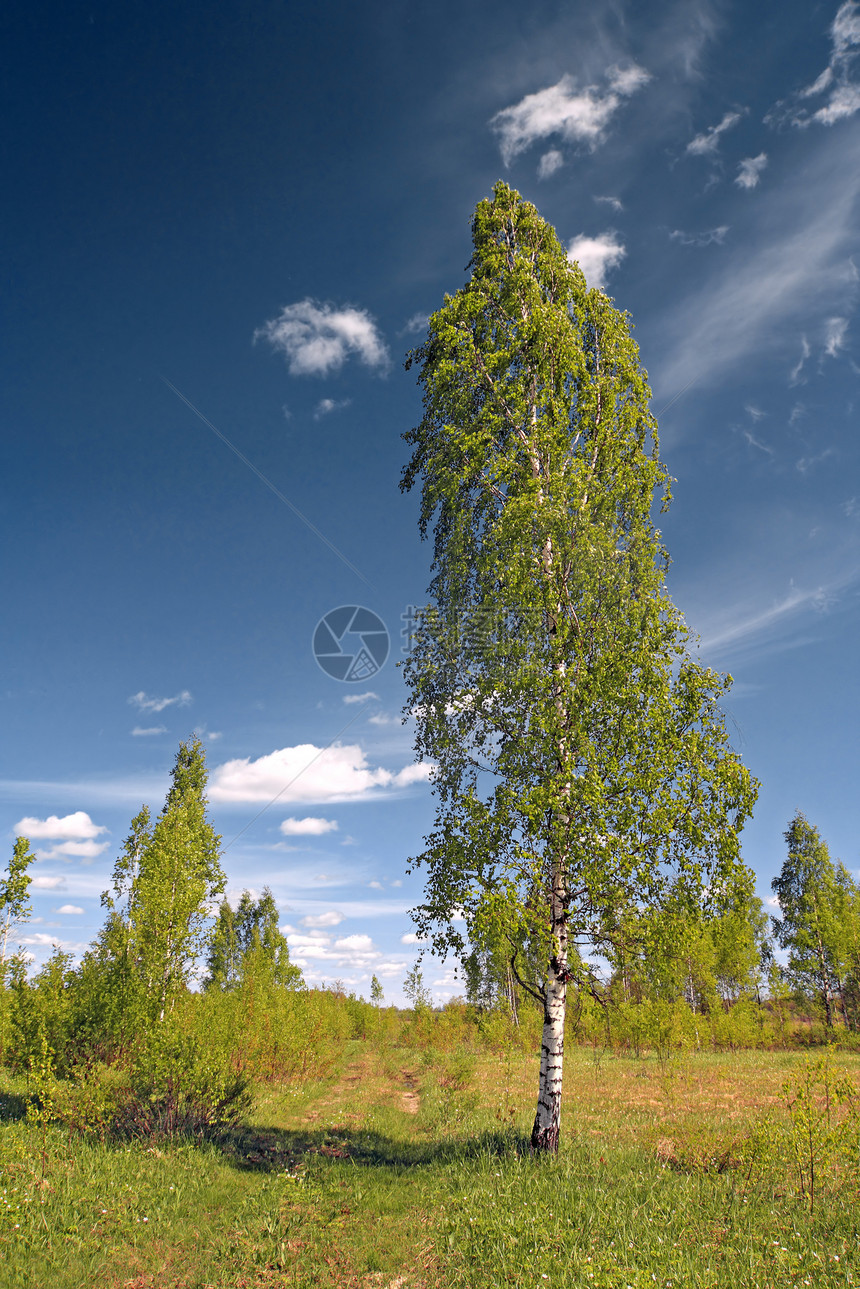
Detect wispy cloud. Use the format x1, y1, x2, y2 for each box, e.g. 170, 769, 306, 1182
313, 397, 351, 420
824, 316, 849, 356
342, 691, 378, 705
695, 577, 853, 663
670, 226, 729, 246
132, 725, 168, 737
767, 1, 860, 128
400, 313, 429, 338
686, 109, 743, 156
567, 232, 626, 288
491, 65, 650, 167
790, 336, 812, 385
128, 690, 192, 714
653, 132, 860, 395
255, 299, 390, 377
735, 153, 768, 189
537, 149, 564, 179
594, 195, 623, 213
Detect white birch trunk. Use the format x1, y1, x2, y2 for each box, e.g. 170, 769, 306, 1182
531, 961, 566, 1152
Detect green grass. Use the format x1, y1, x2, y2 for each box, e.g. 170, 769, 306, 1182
1, 1043, 859, 1287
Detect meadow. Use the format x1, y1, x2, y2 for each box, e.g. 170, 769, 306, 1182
1, 1023, 858, 1289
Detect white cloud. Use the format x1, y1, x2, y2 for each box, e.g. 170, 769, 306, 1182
132, 725, 168, 737
280, 816, 339, 836
342, 691, 379, 704
15, 810, 107, 841
313, 397, 351, 420
670, 226, 729, 247
210, 743, 432, 805
401, 932, 427, 945
736, 153, 768, 189
567, 232, 626, 288
36, 839, 110, 862
490, 65, 650, 166
769, 1, 860, 127
254, 299, 389, 377
128, 690, 192, 714
595, 195, 623, 213
401, 312, 430, 336
686, 110, 743, 156
654, 133, 860, 395
790, 336, 812, 384
55, 905, 84, 915
334, 934, 374, 951
537, 149, 564, 179
824, 316, 849, 355
368, 712, 397, 725
696, 578, 851, 660
31, 875, 66, 889
367, 880, 384, 890
301, 911, 344, 928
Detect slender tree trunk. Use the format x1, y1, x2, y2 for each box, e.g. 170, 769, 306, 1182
531, 961, 566, 1152
532, 866, 568, 1153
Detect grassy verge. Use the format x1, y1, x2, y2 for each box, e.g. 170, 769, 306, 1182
1, 1044, 859, 1287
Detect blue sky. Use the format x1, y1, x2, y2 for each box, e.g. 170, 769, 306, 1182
2, 0, 858, 1001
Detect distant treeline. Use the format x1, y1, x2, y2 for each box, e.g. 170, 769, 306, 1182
0, 740, 858, 1138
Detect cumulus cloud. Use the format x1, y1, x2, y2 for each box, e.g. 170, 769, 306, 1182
31, 875, 66, 889
15, 811, 107, 841
767, 1, 860, 127
686, 110, 743, 155
313, 397, 351, 420
128, 690, 192, 714
670, 226, 730, 246
567, 232, 626, 288
490, 65, 650, 166
301, 911, 344, 928
285, 926, 384, 970
55, 905, 84, 915
280, 816, 339, 836
35, 839, 109, 862
736, 153, 768, 189
254, 299, 389, 377
209, 742, 432, 804
401, 932, 427, 945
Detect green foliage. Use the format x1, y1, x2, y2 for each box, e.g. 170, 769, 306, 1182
401, 181, 758, 1147
206, 887, 301, 991
104, 736, 226, 1027
0, 837, 35, 964
403, 964, 432, 1011
772, 813, 858, 1028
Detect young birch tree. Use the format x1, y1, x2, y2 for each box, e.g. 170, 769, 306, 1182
401, 182, 758, 1152
106, 735, 225, 1023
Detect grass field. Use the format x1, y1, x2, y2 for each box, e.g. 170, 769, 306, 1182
1, 1042, 858, 1288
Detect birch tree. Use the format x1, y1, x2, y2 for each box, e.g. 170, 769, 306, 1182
401, 182, 758, 1152
1, 837, 35, 965
106, 736, 225, 1022
771, 813, 851, 1027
